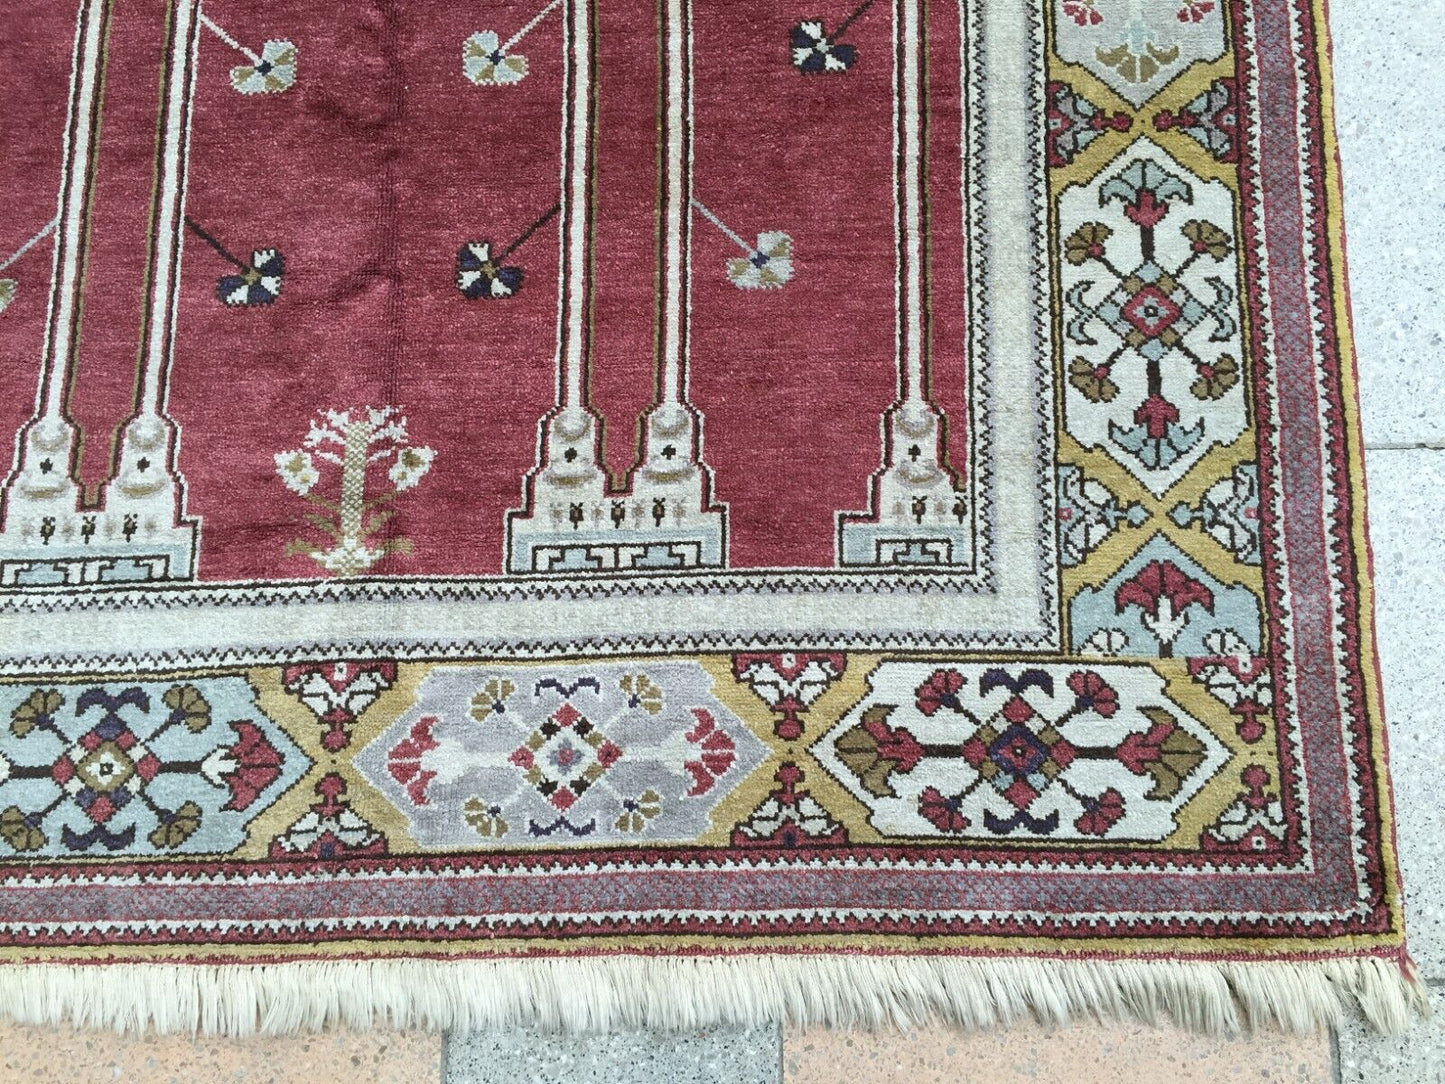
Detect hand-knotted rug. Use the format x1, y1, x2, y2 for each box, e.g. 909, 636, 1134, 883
0, 0, 1428, 1038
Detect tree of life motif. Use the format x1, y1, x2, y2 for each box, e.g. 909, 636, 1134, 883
274, 407, 435, 576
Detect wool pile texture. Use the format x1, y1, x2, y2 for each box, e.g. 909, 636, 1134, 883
0, 0, 1427, 1037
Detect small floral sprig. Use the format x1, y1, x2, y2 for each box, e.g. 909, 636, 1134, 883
790, 0, 875, 73
790, 20, 857, 73
463, 0, 562, 87
185, 217, 284, 306
200, 13, 297, 95
691, 199, 794, 290
1061, 0, 1103, 27
218, 248, 284, 306
463, 31, 529, 86
457, 204, 559, 301
0, 217, 58, 315
230, 40, 298, 95
727, 232, 794, 289
275, 406, 436, 576
457, 242, 522, 300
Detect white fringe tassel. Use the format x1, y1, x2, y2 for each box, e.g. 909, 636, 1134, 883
0, 954, 1429, 1037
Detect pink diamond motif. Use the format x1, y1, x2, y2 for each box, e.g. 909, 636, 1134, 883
1120, 284, 1183, 338
512, 703, 623, 811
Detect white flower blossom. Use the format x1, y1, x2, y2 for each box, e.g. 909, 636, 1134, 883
463, 31, 529, 86
388, 445, 435, 491
230, 40, 298, 96
275, 450, 319, 496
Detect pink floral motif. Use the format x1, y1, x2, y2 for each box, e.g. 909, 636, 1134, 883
1066, 671, 1119, 717
732, 653, 845, 740
731, 763, 849, 847
682, 708, 737, 796
1201, 766, 1288, 854
281, 661, 397, 752
862, 715, 925, 775
386, 716, 440, 806
269, 774, 388, 859
1114, 709, 1207, 800
918, 786, 970, 833
217, 722, 285, 812
915, 669, 967, 716
1062, 0, 1103, 26
1177, 0, 1214, 22
1188, 630, 1273, 743
1114, 559, 1215, 657
1074, 788, 1126, 836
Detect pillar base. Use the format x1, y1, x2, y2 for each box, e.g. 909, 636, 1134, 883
507, 405, 726, 574
839, 402, 971, 567
0, 415, 197, 586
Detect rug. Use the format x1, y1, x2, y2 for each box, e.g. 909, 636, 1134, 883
0, 0, 1427, 1037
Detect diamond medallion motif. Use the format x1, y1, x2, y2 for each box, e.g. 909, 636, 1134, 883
510, 703, 624, 810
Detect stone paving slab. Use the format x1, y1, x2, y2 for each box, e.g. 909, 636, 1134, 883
0, 1025, 441, 1084
1330, 0, 1445, 447
783, 1022, 1331, 1083
443, 1025, 780, 1084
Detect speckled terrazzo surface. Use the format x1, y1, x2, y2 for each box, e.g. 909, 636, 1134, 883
1336, 987, 1445, 1084
442, 1027, 781, 1084
1326, 0, 1445, 1075
1330, 0, 1445, 449
781, 1023, 1333, 1083
1359, 448, 1445, 972
0, 0, 1439, 1079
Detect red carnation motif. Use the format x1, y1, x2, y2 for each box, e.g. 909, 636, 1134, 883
220, 721, 284, 812
1115, 560, 1215, 658
1233, 710, 1266, 745
1133, 393, 1181, 440
1066, 670, 1119, 717
1239, 764, 1272, 806
915, 669, 966, 716
863, 715, 924, 774
1123, 187, 1176, 229
682, 708, 736, 796
1116, 561, 1213, 618
918, 786, 970, 833
1115, 717, 1175, 776
386, 716, 440, 806
1074, 788, 1126, 836
1062, 0, 1103, 26
1113, 708, 1207, 801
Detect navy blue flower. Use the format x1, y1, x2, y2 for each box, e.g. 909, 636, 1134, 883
457, 241, 523, 300
217, 248, 284, 306
790, 20, 857, 73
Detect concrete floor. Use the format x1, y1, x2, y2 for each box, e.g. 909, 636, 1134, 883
1, 0, 1440, 1078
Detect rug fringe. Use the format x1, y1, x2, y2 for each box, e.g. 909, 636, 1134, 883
0, 953, 1429, 1037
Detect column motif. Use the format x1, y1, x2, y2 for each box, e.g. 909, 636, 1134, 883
506, 0, 726, 574
837, 0, 971, 567
0, 0, 199, 586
